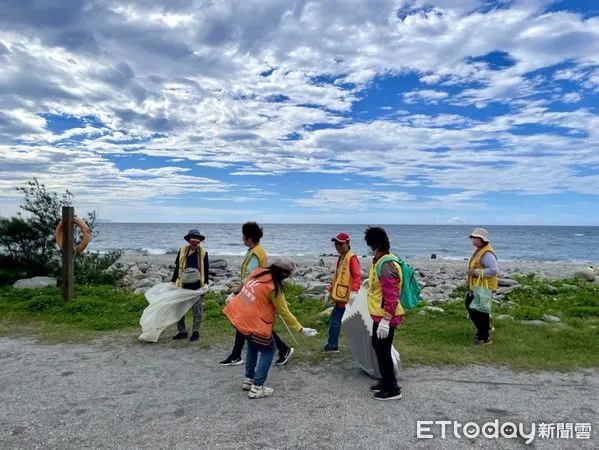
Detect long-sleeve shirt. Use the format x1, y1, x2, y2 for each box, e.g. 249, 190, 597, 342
242, 254, 260, 282
171, 248, 210, 286
375, 256, 402, 327
479, 252, 499, 277
269, 290, 303, 333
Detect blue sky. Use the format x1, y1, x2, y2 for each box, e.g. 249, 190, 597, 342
0, 0, 598, 225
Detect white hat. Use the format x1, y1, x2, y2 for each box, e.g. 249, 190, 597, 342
469, 227, 490, 243
271, 257, 295, 273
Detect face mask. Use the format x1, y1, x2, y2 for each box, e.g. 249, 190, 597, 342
189, 239, 200, 246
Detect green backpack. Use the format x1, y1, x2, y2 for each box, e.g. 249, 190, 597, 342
376, 254, 421, 310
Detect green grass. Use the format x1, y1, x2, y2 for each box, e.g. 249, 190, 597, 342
1, 276, 598, 371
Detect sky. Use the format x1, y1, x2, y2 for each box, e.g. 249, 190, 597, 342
0, 0, 598, 225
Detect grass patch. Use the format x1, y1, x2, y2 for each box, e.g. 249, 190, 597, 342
1, 277, 598, 371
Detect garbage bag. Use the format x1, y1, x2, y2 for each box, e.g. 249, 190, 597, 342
139, 283, 206, 342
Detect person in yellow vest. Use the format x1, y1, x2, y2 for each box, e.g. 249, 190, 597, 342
170, 229, 210, 342
466, 227, 499, 345
223, 258, 318, 398
219, 222, 294, 366
323, 232, 362, 352
364, 227, 404, 401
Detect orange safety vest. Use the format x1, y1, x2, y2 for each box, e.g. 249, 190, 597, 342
331, 251, 356, 303
223, 269, 276, 340
467, 244, 499, 291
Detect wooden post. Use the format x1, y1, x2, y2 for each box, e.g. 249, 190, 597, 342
61, 206, 75, 302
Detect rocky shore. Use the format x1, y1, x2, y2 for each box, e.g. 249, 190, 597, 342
111, 253, 598, 304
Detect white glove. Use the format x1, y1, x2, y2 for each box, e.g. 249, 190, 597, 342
376, 319, 390, 339
225, 293, 235, 305
349, 292, 357, 303
300, 327, 318, 337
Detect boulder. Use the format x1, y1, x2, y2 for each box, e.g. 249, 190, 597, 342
496, 285, 518, 295
13, 277, 57, 289
541, 314, 561, 323
496, 314, 514, 321
210, 259, 228, 271
498, 278, 519, 287
422, 306, 445, 313
521, 320, 546, 326
574, 270, 596, 282
137, 262, 149, 273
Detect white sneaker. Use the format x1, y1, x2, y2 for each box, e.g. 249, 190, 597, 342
242, 378, 253, 391
248, 384, 274, 399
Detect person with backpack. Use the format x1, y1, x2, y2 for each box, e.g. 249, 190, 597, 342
323, 232, 362, 352
170, 229, 210, 342
364, 227, 404, 401
223, 258, 318, 398
466, 228, 499, 345
219, 222, 295, 366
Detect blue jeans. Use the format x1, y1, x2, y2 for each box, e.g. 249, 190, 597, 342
327, 303, 345, 348
245, 337, 275, 386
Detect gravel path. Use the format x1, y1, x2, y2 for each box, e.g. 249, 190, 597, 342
1, 337, 598, 449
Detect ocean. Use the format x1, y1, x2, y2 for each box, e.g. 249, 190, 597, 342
91, 223, 599, 263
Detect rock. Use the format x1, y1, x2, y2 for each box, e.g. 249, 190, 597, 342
496, 285, 518, 295
423, 306, 445, 313
137, 262, 149, 273
496, 314, 514, 321
307, 283, 328, 295
318, 307, 333, 317
541, 314, 561, 323
318, 258, 325, 267
574, 270, 596, 282
13, 277, 57, 289
545, 284, 558, 293
521, 320, 546, 326
210, 259, 228, 271
430, 253, 437, 259
498, 278, 519, 287
133, 277, 161, 290
502, 301, 518, 309
134, 287, 151, 294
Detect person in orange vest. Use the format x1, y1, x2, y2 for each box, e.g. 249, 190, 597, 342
466, 228, 499, 345
323, 232, 361, 352
219, 222, 294, 366
223, 258, 318, 399
364, 227, 404, 401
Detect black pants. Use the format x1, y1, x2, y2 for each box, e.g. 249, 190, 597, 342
465, 292, 490, 341
372, 322, 398, 392
230, 329, 289, 359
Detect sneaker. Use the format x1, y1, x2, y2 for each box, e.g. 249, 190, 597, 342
248, 384, 274, 399
242, 378, 253, 391
189, 331, 200, 342
370, 381, 384, 393
219, 356, 244, 366
275, 347, 294, 366
373, 388, 403, 401
323, 344, 339, 353
172, 332, 188, 340
475, 338, 492, 346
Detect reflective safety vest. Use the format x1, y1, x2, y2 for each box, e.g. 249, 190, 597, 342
175, 245, 206, 288
367, 254, 405, 318
467, 244, 498, 291
331, 251, 356, 303
240, 244, 268, 281
223, 269, 276, 340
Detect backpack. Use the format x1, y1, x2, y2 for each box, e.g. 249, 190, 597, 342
376, 255, 421, 310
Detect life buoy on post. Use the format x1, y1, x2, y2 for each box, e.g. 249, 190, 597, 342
55, 216, 90, 254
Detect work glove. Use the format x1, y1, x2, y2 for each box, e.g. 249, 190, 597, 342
225, 292, 235, 305
376, 319, 390, 339
300, 328, 318, 337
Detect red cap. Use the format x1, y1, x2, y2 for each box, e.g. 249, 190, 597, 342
331, 232, 351, 243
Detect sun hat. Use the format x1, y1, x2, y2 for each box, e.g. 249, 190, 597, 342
469, 227, 490, 243
271, 257, 295, 274
184, 228, 205, 242
331, 232, 351, 244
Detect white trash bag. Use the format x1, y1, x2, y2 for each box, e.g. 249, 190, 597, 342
138, 283, 206, 342
341, 286, 400, 379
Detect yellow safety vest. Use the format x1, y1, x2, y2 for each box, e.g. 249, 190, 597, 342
331, 251, 356, 303
176, 245, 206, 288
240, 244, 268, 282
467, 244, 498, 291
367, 254, 405, 317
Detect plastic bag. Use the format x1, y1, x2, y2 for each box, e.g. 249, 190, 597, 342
470, 274, 493, 314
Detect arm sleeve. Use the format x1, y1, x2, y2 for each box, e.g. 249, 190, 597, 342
203, 252, 210, 285
350, 255, 362, 292
480, 252, 499, 277
379, 261, 400, 320
269, 291, 303, 333
243, 255, 260, 281
171, 253, 180, 283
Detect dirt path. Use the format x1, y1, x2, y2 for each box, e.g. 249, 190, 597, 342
1, 337, 597, 449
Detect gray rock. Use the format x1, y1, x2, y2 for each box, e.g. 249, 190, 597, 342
133, 277, 161, 290
521, 320, 546, 326
541, 314, 561, 323
318, 307, 333, 318
502, 301, 518, 309
137, 262, 149, 273
134, 286, 151, 294
210, 260, 228, 271
496, 314, 514, 321
318, 259, 325, 267
423, 306, 445, 313
574, 270, 596, 282
13, 277, 57, 289
545, 284, 558, 293
498, 278, 519, 287
496, 285, 518, 295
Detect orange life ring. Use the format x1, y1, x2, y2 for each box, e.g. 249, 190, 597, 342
55, 216, 91, 254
